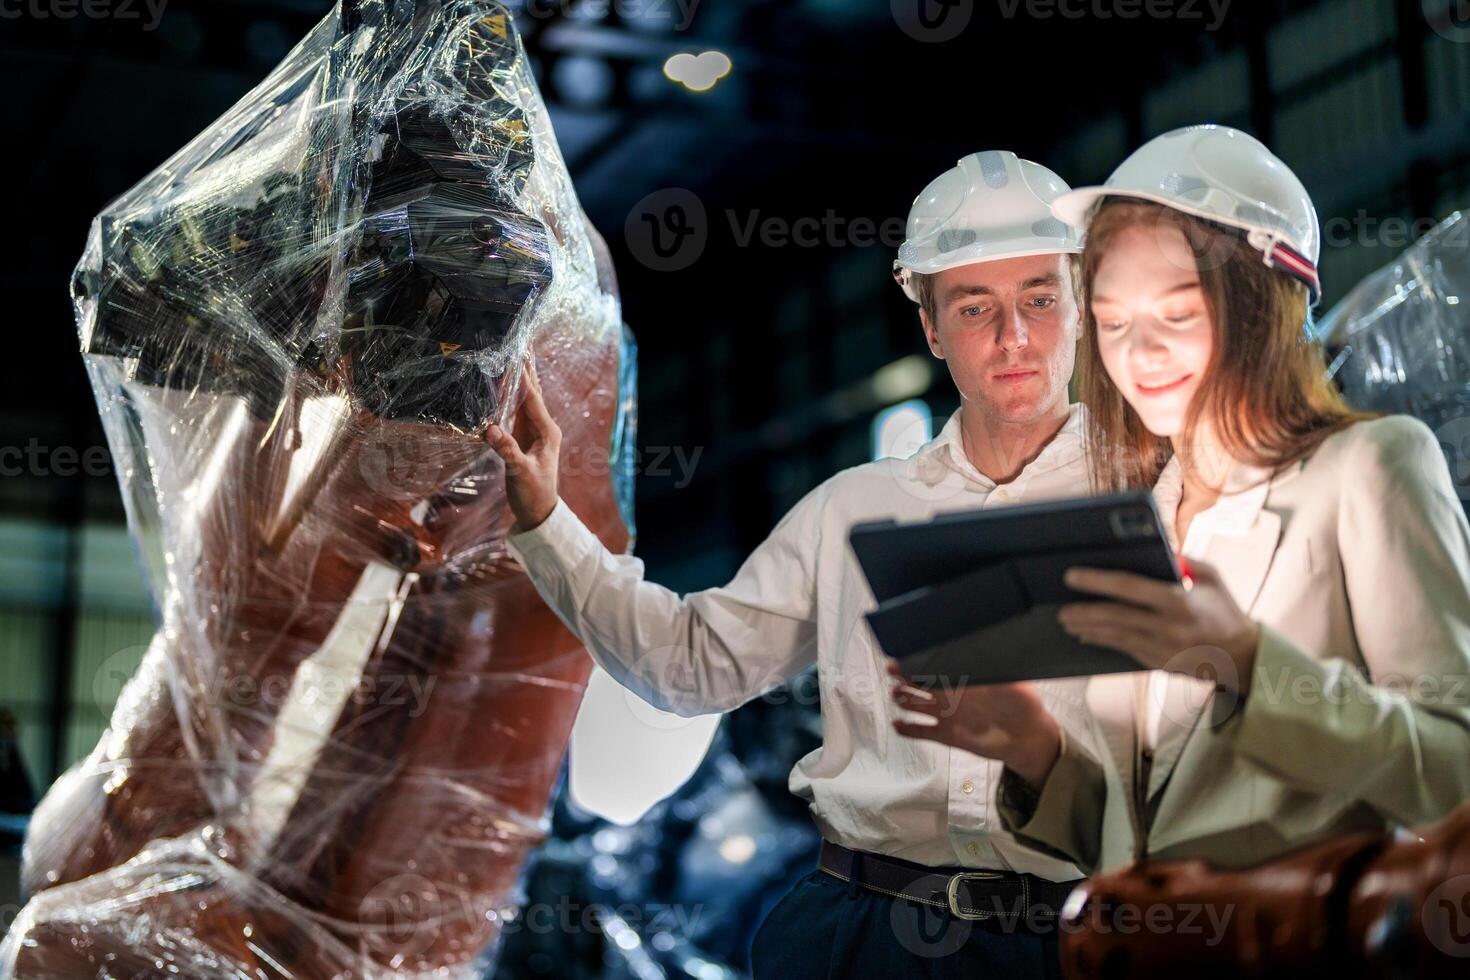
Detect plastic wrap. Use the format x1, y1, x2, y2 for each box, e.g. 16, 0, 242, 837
4, 1, 635, 975
1318, 210, 1470, 508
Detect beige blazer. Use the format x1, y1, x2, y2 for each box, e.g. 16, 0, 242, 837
1000, 414, 1470, 873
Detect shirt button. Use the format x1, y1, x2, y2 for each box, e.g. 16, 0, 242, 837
966, 842, 979, 856
994, 490, 1010, 501
961, 779, 975, 794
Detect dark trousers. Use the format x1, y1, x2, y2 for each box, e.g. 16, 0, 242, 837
749, 867, 1066, 980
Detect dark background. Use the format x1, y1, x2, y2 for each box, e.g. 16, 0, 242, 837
1, 0, 1468, 974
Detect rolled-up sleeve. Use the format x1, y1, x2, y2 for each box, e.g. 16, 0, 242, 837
506, 481, 827, 717
996, 725, 1108, 873
1231, 416, 1470, 826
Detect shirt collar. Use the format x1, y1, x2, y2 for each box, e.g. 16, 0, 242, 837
915, 402, 1088, 488
1153, 452, 1298, 552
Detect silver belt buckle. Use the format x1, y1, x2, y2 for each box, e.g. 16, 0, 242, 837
945, 870, 1001, 920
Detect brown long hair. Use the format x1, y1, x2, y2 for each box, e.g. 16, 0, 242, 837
1077, 199, 1372, 493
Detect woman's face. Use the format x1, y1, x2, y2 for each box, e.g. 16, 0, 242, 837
1090, 220, 1215, 439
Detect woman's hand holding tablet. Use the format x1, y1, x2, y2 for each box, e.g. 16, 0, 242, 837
1058, 558, 1262, 696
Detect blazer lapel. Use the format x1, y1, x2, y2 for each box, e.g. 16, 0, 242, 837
1144, 673, 1217, 801
1204, 508, 1283, 610
1145, 505, 1284, 802
1086, 672, 1140, 813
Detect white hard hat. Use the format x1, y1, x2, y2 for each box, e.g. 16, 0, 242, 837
1051, 124, 1322, 303
893, 150, 1083, 303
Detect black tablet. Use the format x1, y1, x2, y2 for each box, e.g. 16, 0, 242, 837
849, 491, 1181, 687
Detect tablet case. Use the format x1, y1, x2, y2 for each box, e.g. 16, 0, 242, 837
850, 492, 1179, 687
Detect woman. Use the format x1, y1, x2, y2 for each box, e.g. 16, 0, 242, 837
887, 124, 1470, 874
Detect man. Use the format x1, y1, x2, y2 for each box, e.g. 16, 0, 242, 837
484, 150, 1087, 979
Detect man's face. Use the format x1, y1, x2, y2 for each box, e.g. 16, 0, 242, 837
919, 253, 1079, 425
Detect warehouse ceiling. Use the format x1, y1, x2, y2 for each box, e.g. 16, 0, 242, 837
0, 0, 1454, 554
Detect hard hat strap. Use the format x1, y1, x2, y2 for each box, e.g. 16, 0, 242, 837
1247, 228, 1321, 303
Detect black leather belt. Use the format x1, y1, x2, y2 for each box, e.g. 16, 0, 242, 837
818, 839, 1081, 924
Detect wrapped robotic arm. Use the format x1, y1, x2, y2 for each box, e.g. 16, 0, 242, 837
1058, 800, 1470, 979
6, 2, 636, 977
1318, 210, 1470, 510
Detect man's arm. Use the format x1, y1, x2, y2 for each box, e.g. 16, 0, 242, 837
508, 484, 826, 717
485, 358, 824, 717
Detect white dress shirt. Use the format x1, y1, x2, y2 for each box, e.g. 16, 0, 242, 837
506, 404, 1094, 879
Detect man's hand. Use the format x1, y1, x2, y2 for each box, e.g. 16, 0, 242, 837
483, 357, 562, 533
885, 659, 1062, 791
